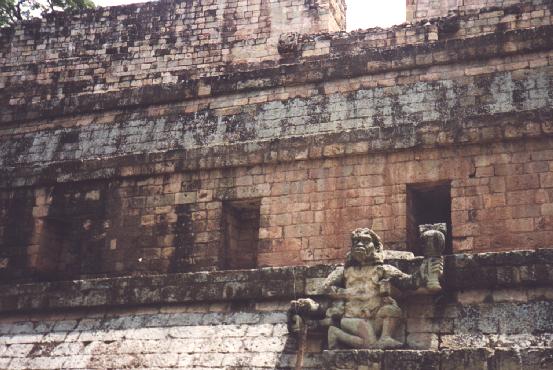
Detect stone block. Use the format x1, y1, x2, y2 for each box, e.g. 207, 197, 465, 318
405, 333, 440, 349
440, 348, 493, 370
493, 348, 553, 370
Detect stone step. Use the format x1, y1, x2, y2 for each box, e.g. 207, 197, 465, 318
323, 347, 553, 370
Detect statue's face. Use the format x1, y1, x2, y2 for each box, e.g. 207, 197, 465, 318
351, 230, 383, 264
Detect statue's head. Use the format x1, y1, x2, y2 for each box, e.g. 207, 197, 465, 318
347, 228, 384, 266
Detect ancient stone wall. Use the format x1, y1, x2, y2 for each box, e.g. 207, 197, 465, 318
0, 0, 346, 124
4, 139, 553, 280
1, 1, 553, 280
0, 307, 302, 370
325, 348, 553, 370
1, 0, 551, 124
406, 0, 540, 21
2, 0, 553, 368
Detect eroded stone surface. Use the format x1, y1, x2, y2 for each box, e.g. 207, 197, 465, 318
0, 305, 321, 370
2, 1, 553, 278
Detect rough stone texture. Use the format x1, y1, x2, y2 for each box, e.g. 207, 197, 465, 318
0, 242, 552, 368
2, 0, 552, 123
324, 348, 553, 370
0, 251, 552, 350
1, 248, 551, 312
0, 304, 323, 370
0, 0, 345, 124
407, 0, 538, 22
1, 251, 553, 368
5, 138, 553, 279
0, 0, 344, 117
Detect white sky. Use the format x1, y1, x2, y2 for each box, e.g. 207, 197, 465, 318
93, 0, 405, 31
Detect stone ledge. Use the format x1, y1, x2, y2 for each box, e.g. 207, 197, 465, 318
444, 248, 553, 290
0, 250, 552, 313
323, 347, 553, 370
0, 265, 331, 313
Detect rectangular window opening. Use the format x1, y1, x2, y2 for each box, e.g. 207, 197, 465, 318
223, 199, 261, 270
407, 181, 452, 256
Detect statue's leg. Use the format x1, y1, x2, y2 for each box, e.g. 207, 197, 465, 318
373, 317, 383, 336
374, 304, 403, 349
328, 318, 375, 349
341, 318, 377, 344
328, 325, 360, 349
319, 317, 332, 327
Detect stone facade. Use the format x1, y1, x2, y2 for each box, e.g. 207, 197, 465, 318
2, 0, 553, 280
1, 0, 553, 368
407, 0, 531, 21
0, 0, 345, 124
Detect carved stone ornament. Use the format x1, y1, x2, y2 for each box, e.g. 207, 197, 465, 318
419, 223, 446, 292
277, 32, 301, 54
288, 228, 446, 351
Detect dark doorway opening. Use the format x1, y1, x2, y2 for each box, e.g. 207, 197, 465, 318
407, 181, 452, 256
223, 199, 261, 270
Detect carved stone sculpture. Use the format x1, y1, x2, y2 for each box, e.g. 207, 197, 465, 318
278, 32, 301, 54
419, 223, 446, 292
288, 228, 445, 350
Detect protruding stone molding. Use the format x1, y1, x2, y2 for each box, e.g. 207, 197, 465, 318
0, 265, 332, 314
0, 249, 552, 314
443, 248, 553, 291
2, 24, 553, 125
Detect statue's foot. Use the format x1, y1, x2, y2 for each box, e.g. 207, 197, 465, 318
374, 336, 403, 349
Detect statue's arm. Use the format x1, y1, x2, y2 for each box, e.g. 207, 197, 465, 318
385, 260, 444, 292
288, 266, 346, 333
287, 297, 327, 333
384, 265, 419, 291
322, 266, 349, 299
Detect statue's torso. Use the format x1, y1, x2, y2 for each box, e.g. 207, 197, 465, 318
343, 265, 391, 319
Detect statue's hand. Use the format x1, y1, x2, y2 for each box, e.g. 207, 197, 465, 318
290, 298, 319, 314
326, 286, 351, 300
429, 257, 444, 276
379, 278, 392, 296
419, 257, 444, 277
418, 257, 444, 292
289, 314, 304, 333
